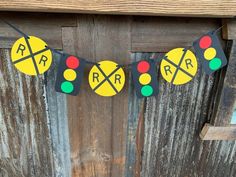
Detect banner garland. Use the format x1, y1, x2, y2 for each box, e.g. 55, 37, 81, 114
4, 21, 228, 98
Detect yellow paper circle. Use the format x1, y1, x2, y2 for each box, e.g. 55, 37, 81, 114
11, 36, 52, 75
63, 69, 77, 81
88, 60, 125, 97
139, 73, 151, 85
160, 48, 198, 85
204, 47, 216, 60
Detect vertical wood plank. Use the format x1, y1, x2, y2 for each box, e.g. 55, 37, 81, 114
62, 15, 131, 177
211, 41, 236, 126
45, 53, 72, 177
125, 53, 146, 177
0, 49, 53, 177
140, 52, 236, 176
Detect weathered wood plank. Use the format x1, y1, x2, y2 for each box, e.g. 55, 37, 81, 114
141, 50, 236, 176
200, 123, 236, 140
0, 49, 54, 177
211, 41, 236, 126
44, 53, 72, 177
131, 17, 219, 52
125, 53, 146, 177
61, 15, 131, 177
0, 12, 76, 49
0, 0, 236, 17
223, 19, 236, 40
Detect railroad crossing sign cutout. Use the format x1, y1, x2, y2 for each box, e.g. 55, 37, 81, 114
160, 48, 198, 85
88, 60, 125, 97
11, 36, 52, 75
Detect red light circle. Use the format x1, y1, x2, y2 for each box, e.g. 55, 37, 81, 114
66, 56, 80, 69
199, 35, 212, 49
137, 60, 150, 73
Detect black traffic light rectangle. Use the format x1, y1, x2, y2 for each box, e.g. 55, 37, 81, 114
193, 32, 227, 75
131, 60, 159, 98
55, 54, 86, 96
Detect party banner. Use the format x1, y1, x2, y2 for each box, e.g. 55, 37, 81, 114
4, 20, 228, 98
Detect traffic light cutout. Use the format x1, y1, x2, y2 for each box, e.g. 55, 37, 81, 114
193, 31, 227, 74
55, 54, 86, 96
131, 60, 158, 98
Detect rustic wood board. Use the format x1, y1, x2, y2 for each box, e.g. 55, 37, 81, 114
223, 19, 236, 40
0, 0, 236, 17
131, 17, 219, 52
200, 124, 236, 140
0, 49, 53, 176
62, 15, 131, 177
141, 51, 236, 176
0, 12, 76, 49
210, 41, 236, 126
125, 53, 146, 177
44, 53, 72, 177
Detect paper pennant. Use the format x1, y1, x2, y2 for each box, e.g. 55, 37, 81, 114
55, 54, 86, 96
11, 36, 52, 75
88, 60, 125, 97
160, 48, 198, 85
131, 60, 158, 98
193, 32, 228, 74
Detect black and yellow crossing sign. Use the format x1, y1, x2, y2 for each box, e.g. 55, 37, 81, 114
160, 48, 198, 85
88, 60, 125, 97
11, 36, 52, 75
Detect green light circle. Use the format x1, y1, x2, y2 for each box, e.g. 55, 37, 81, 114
61, 81, 74, 93
141, 85, 153, 97
209, 58, 222, 71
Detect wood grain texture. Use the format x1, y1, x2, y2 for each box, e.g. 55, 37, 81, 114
62, 15, 131, 177
125, 53, 146, 177
0, 49, 53, 177
140, 51, 236, 176
223, 19, 236, 40
131, 17, 219, 52
0, 12, 76, 49
44, 53, 72, 177
0, 0, 236, 17
211, 41, 236, 126
200, 123, 236, 140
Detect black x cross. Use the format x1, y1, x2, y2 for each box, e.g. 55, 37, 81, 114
93, 64, 122, 93
12, 37, 50, 75
164, 49, 194, 83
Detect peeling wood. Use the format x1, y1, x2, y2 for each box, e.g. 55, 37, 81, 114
125, 53, 145, 177
44, 53, 72, 177
140, 52, 236, 176
0, 49, 53, 177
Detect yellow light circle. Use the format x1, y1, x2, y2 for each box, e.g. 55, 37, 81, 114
11, 36, 52, 75
63, 69, 77, 81
139, 73, 151, 85
204, 47, 216, 60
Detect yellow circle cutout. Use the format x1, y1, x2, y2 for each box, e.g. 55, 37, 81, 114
63, 69, 77, 81
139, 73, 151, 85
160, 48, 198, 85
88, 60, 125, 97
204, 47, 216, 60
11, 36, 52, 75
